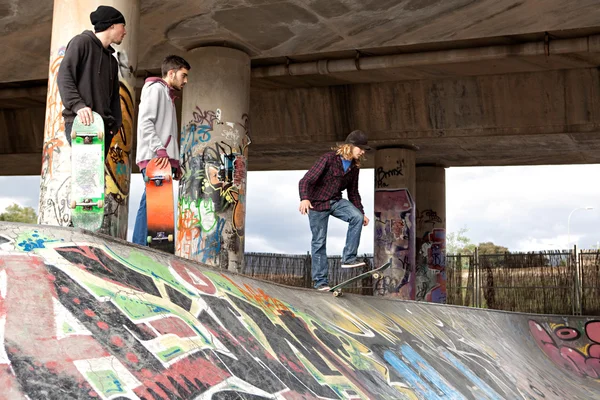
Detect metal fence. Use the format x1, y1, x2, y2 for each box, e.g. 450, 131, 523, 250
242, 249, 600, 315
243, 253, 374, 295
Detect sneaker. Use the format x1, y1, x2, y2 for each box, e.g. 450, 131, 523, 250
341, 261, 366, 269
317, 285, 331, 291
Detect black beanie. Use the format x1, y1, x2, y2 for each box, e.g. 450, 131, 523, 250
90, 6, 126, 33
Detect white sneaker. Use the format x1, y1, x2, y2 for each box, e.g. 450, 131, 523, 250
341, 261, 366, 269
317, 285, 331, 291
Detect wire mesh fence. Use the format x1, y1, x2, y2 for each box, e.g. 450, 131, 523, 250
242, 249, 600, 315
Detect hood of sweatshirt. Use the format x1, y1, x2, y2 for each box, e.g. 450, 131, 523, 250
83, 31, 114, 73
145, 77, 178, 102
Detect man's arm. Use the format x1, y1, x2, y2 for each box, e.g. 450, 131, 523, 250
299, 154, 329, 200
57, 36, 88, 114
347, 168, 365, 214
138, 84, 166, 155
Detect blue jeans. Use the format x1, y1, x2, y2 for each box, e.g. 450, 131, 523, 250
308, 199, 364, 288
132, 169, 148, 246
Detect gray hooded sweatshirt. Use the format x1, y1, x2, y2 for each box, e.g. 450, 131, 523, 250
135, 78, 180, 171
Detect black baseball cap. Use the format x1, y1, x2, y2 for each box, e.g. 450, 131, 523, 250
345, 130, 371, 150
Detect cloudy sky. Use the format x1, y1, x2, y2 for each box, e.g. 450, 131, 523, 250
2, 164, 600, 254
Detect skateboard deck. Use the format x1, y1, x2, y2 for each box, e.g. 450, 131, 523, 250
330, 258, 392, 297
70, 111, 105, 231
145, 158, 175, 253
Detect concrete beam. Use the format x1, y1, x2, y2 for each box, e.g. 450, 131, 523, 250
252, 35, 600, 88
0, 85, 47, 108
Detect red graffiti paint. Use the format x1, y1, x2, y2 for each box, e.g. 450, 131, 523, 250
530, 320, 600, 379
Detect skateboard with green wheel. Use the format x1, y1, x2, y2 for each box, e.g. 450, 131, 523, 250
330, 259, 392, 297
69, 111, 105, 231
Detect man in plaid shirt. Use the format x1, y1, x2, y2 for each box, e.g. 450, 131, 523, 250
299, 130, 371, 291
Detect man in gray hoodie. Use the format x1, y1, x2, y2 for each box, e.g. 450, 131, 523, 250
132, 55, 191, 246
57, 5, 126, 158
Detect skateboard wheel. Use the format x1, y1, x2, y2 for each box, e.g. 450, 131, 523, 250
333, 290, 342, 297
168, 234, 173, 242
372, 273, 380, 280
165, 175, 171, 182
70, 200, 76, 209
71, 131, 77, 140
143, 175, 149, 182
97, 131, 103, 140
147, 236, 152, 244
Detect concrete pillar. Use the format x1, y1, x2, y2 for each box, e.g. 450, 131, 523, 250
415, 165, 447, 303
177, 47, 251, 272
38, 0, 139, 239
374, 147, 416, 299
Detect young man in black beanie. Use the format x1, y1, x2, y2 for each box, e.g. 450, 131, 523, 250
57, 5, 127, 158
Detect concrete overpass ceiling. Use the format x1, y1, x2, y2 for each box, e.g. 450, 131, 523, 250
2, 0, 600, 84
2, 1, 600, 175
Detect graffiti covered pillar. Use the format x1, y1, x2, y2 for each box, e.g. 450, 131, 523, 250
177, 47, 251, 272
415, 165, 447, 303
101, 1, 140, 239
374, 147, 416, 299
38, 0, 139, 239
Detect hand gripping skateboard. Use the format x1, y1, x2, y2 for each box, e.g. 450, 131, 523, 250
145, 158, 175, 253
69, 111, 105, 231
329, 258, 392, 297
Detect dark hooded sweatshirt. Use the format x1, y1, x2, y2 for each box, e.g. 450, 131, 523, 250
57, 30, 122, 133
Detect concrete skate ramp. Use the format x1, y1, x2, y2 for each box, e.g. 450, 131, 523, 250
1, 222, 599, 399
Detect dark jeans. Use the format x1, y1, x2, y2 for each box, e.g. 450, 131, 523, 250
132, 169, 148, 246
65, 121, 114, 159
308, 199, 364, 288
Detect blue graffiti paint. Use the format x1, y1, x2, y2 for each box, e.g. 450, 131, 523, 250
105, 374, 125, 394
400, 344, 463, 399
442, 350, 503, 400
116, 163, 127, 175
196, 124, 211, 143
194, 218, 225, 263
163, 348, 182, 358
17, 232, 61, 252
384, 350, 446, 399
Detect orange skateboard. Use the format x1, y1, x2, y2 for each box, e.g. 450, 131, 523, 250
144, 158, 174, 253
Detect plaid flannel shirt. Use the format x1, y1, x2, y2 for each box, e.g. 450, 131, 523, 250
298, 151, 364, 213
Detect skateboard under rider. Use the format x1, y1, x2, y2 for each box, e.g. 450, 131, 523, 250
70, 111, 105, 231
145, 157, 175, 253
329, 258, 392, 297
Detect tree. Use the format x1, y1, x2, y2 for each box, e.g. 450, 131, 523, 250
447, 227, 476, 254
447, 227, 508, 254
477, 241, 509, 254
0, 203, 37, 224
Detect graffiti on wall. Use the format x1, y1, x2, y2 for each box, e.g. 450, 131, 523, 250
0, 225, 597, 399
101, 81, 134, 239
38, 47, 72, 227
416, 208, 447, 303
374, 189, 415, 299
375, 158, 405, 188
530, 320, 600, 379
177, 107, 250, 270
100, 50, 135, 240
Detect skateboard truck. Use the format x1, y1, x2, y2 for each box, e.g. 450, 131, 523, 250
147, 231, 174, 244
71, 131, 103, 144
144, 174, 171, 187
70, 198, 104, 210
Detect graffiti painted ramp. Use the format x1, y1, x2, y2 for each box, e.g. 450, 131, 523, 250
0, 222, 599, 399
